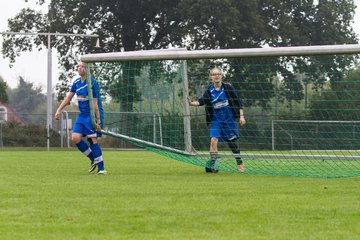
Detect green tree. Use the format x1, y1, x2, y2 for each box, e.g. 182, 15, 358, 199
1, 0, 358, 108
258, 0, 357, 46
309, 67, 360, 121
0, 76, 9, 104
7, 77, 47, 124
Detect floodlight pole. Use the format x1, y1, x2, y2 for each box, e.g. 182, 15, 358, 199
0, 32, 99, 150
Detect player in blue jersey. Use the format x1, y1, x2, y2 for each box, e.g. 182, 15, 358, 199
189, 67, 246, 173
54, 61, 107, 175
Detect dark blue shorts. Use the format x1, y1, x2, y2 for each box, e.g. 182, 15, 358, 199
73, 114, 102, 138
210, 121, 239, 142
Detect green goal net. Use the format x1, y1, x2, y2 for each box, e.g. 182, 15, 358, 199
82, 45, 360, 178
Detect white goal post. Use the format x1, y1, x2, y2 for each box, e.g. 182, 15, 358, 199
81, 44, 360, 62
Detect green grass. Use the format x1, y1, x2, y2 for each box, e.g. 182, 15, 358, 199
153, 149, 360, 178
0, 149, 359, 240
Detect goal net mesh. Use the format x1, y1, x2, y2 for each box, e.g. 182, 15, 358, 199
83, 48, 360, 178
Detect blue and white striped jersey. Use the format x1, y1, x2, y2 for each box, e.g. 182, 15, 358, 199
209, 84, 235, 122
70, 76, 103, 118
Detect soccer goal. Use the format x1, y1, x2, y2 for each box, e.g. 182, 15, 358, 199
81, 45, 360, 178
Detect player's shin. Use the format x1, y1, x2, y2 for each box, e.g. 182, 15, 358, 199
91, 143, 105, 171
227, 139, 243, 165
76, 140, 94, 162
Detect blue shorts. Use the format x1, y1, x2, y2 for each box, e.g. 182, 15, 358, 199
73, 114, 102, 138
210, 121, 239, 142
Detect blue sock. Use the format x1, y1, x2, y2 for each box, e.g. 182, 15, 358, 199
91, 143, 105, 171
76, 140, 94, 162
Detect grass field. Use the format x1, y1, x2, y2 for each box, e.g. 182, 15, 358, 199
0, 149, 359, 240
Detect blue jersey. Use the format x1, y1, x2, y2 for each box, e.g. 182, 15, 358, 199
70, 76, 103, 119
71, 76, 104, 138
209, 84, 239, 142
210, 84, 235, 122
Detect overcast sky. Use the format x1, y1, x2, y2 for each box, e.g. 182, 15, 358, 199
1, 0, 360, 92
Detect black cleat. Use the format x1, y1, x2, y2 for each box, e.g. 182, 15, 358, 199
205, 167, 219, 173
205, 159, 219, 173
88, 162, 97, 174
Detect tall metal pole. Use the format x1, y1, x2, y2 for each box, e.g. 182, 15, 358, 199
0, 122, 3, 148
46, 34, 52, 150
0, 31, 99, 150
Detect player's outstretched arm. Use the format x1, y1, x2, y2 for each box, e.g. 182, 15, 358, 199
54, 92, 75, 120
188, 97, 200, 106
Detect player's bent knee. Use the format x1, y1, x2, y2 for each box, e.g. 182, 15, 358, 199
71, 134, 82, 144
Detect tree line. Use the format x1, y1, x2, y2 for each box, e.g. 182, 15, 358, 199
1, 0, 357, 103
0, 76, 47, 124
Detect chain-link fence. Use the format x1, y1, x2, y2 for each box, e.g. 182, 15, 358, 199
0, 111, 141, 149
